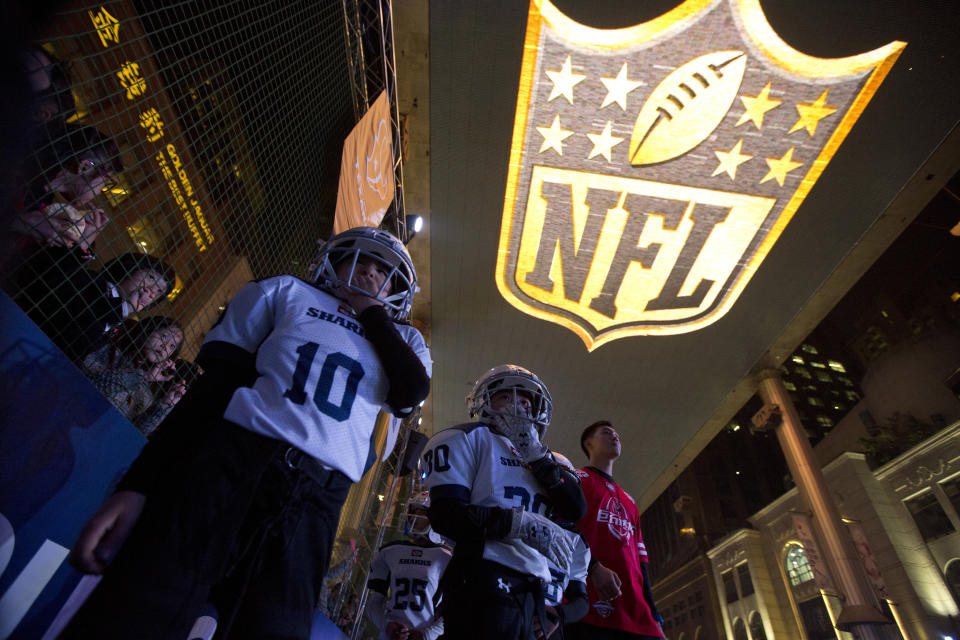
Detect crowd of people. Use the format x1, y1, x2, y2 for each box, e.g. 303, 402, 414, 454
4, 45, 198, 436
5, 41, 662, 640
21, 221, 662, 640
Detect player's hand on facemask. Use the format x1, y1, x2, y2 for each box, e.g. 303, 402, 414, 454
509, 421, 549, 463
339, 285, 383, 313
509, 508, 574, 571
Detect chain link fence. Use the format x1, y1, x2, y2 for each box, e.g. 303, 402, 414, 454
3, 1, 414, 636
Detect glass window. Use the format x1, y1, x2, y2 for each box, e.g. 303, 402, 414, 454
733, 618, 748, 640
798, 598, 835, 640
808, 396, 824, 407
845, 390, 860, 402
839, 376, 854, 387
737, 563, 754, 597
795, 367, 812, 379
785, 544, 814, 586
722, 570, 739, 603
828, 360, 846, 372
816, 415, 834, 428
126, 216, 164, 255
904, 490, 955, 541
801, 344, 819, 354
940, 475, 960, 516
749, 612, 768, 640
946, 560, 960, 607
810, 361, 826, 369
783, 381, 797, 391
791, 355, 805, 364
815, 371, 831, 382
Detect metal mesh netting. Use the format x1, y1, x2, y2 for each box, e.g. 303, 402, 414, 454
3, 0, 415, 636
6, 0, 356, 381
325, 414, 428, 637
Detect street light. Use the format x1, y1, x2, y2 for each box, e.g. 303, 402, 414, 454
405, 215, 424, 243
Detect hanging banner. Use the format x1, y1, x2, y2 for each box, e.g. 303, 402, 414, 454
792, 513, 835, 592
334, 91, 395, 233
496, 0, 903, 350
847, 521, 890, 600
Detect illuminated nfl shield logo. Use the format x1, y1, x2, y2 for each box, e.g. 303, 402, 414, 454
497, 0, 903, 350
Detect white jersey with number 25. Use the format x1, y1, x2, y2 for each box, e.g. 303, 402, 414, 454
368, 541, 452, 638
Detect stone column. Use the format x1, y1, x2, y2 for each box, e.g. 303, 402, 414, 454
755, 370, 891, 640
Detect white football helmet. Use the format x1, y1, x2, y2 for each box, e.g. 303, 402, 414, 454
404, 491, 433, 540
466, 364, 553, 438
313, 226, 418, 320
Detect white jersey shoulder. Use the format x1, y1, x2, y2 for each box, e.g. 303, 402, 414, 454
206, 276, 431, 482
422, 423, 555, 581
368, 541, 451, 636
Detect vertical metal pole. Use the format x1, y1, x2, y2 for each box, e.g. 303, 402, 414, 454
378, 0, 405, 240
349, 419, 412, 639
756, 370, 892, 640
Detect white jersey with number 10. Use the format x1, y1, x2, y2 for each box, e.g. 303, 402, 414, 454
204, 276, 431, 482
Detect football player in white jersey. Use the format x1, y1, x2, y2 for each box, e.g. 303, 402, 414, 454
537, 453, 590, 640
421, 365, 586, 640
65, 227, 432, 639
367, 491, 452, 640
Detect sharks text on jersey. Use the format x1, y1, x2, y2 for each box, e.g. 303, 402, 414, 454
306, 307, 365, 337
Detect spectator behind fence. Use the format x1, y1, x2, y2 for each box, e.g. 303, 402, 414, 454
21, 46, 76, 124
134, 359, 203, 437
83, 316, 183, 422
8, 249, 176, 362
13, 123, 119, 254
82, 316, 184, 423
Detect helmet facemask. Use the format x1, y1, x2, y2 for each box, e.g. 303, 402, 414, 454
467, 366, 552, 441
403, 491, 438, 542
405, 506, 432, 540
313, 228, 417, 320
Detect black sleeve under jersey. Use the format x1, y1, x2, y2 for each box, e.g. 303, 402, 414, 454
115, 341, 258, 494
554, 580, 589, 627
640, 563, 659, 616
528, 456, 587, 522
427, 495, 514, 543
356, 305, 429, 414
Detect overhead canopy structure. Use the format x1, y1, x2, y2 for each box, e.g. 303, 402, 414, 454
425, 0, 960, 508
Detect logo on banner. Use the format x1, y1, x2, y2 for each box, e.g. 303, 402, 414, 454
334, 90, 395, 234
497, 0, 904, 350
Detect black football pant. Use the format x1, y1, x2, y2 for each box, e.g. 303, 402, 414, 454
62, 419, 352, 639
440, 558, 545, 640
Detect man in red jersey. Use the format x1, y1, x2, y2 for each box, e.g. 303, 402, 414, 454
565, 421, 664, 640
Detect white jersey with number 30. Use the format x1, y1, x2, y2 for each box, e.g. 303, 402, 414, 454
204, 276, 431, 482
422, 423, 557, 581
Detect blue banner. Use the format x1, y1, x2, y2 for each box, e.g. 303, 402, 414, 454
0, 292, 145, 639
